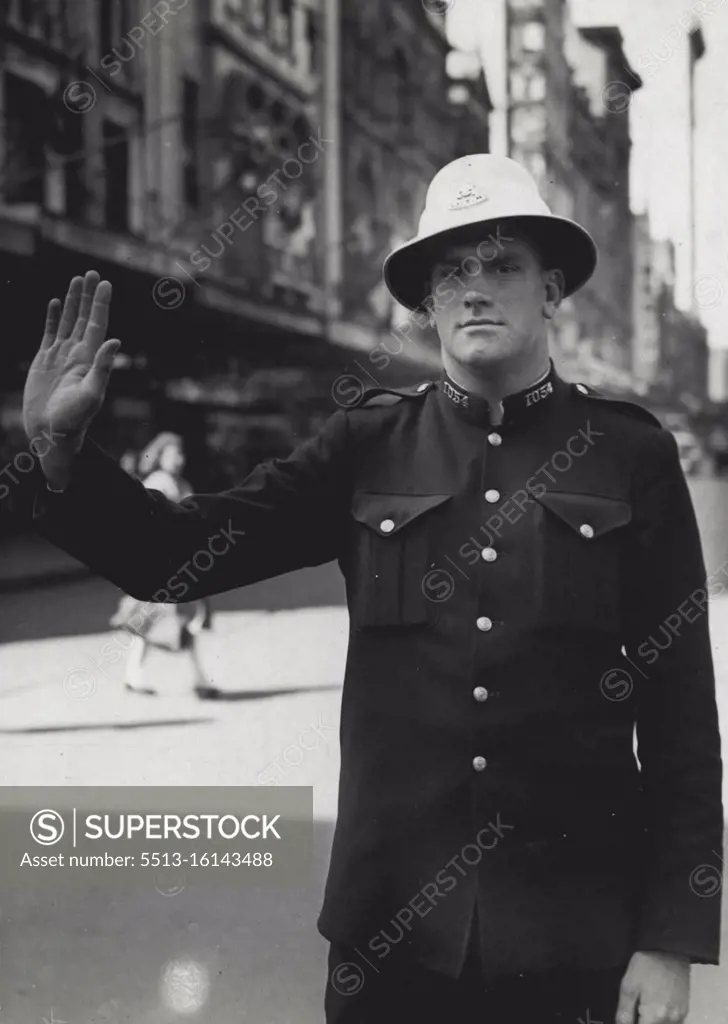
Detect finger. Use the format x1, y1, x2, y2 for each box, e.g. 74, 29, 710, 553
75, 270, 101, 336
615, 985, 638, 1024
82, 338, 121, 399
82, 280, 113, 349
40, 298, 61, 349
57, 276, 84, 340
635, 1006, 665, 1024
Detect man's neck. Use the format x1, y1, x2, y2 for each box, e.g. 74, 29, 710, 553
444, 356, 551, 418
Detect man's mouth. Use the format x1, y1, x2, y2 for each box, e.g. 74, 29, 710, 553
459, 318, 505, 328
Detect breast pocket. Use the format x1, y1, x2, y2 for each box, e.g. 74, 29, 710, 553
348, 492, 452, 628
533, 491, 632, 631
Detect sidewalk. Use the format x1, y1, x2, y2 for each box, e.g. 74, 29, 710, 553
0, 532, 91, 593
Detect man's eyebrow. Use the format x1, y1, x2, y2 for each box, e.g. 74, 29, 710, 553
434, 247, 526, 265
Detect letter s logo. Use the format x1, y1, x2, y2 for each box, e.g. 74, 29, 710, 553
30, 809, 65, 845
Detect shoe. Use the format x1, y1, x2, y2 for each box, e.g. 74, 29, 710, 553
193, 684, 222, 700
124, 681, 157, 696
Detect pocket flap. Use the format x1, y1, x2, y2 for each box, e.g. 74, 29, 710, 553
352, 492, 452, 535
535, 492, 631, 538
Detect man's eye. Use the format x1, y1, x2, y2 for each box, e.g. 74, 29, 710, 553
497, 264, 519, 274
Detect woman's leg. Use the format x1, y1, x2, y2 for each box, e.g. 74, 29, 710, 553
187, 634, 207, 687
179, 622, 220, 699
125, 634, 156, 695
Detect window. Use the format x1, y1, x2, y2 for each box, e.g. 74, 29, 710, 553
510, 67, 530, 103
57, 0, 71, 46
302, 7, 318, 76
182, 77, 200, 210
103, 120, 129, 232
64, 109, 87, 220
230, 136, 265, 193
393, 47, 412, 128
2, 73, 46, 205
9, 0, 62, 42
520, 22, 545, 54
528, 72, 546, 101
357, 155, 374, 193
100, 0, 114, 56
17, 0, 36, 29
247, 0, 267, 32
100, 0, 133, 58
358, 52, 374, 103
271, 0, 293, 53
119, 0, 133, 35
374, 50, 392, 118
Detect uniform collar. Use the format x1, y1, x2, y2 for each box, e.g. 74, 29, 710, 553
437, 360, 562, 427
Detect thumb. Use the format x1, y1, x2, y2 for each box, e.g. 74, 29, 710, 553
615, 982, 638, 1024
84, 338, 121, 397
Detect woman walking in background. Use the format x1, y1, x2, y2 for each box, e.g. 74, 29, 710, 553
110, 432, 218, 699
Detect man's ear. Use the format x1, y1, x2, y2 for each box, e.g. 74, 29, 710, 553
543, 268, 565, 319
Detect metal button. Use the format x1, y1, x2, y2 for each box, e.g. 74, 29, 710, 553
579, 523, 594, 539
417, 382, 430, 392
380, 519, 395, 533
481, 547, 497, 562
476, 616, 493, 632
472, 756, 488, 771
484, 489, 500, 503
576, 384, 589, 395
487, 432, 502, 446
473, 686, 489, 702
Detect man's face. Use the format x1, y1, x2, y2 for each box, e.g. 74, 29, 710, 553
428, 233, 563, 375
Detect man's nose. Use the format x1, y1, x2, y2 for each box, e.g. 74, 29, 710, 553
463, 290, 493, 309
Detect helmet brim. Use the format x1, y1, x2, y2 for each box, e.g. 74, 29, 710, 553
383, 215, 597, 311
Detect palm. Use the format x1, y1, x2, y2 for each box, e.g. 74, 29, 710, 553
23, 271, 120, 441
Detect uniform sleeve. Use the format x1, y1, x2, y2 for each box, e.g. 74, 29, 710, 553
624, 427, 724, 964
31, 410, 352, 603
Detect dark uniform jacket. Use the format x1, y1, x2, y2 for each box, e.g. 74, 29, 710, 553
32, 362, 723, 980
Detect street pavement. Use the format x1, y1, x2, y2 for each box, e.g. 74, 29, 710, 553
0, 596, 347, 1024
0, 475, 728, 1022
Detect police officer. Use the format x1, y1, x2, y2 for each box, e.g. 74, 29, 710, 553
23, 155, 723, 1023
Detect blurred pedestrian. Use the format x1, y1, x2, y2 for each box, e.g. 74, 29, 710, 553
109, 432, 218, 699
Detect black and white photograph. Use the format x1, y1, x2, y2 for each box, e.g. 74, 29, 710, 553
1, 0, 728, 1020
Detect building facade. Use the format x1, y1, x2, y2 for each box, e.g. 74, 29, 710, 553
0, 0, 490, 521
480, 0, 640, 390
650, 241, 709, 412
708, 347, 728, 405
561, 18, 640, 389
334, 0, 491, 361
662, 308, 709, 413
631, 211, 660, 392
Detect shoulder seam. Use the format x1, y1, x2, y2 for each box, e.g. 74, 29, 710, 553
353, 381, 436, 409
571, 384, 662, 429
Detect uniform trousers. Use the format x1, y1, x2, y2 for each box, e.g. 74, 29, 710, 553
324, 909, 628, 1023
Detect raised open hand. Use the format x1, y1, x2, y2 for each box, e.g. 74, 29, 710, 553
23, 270, 121, 447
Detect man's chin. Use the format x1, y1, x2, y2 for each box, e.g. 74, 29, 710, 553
455, 337, 512, 367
